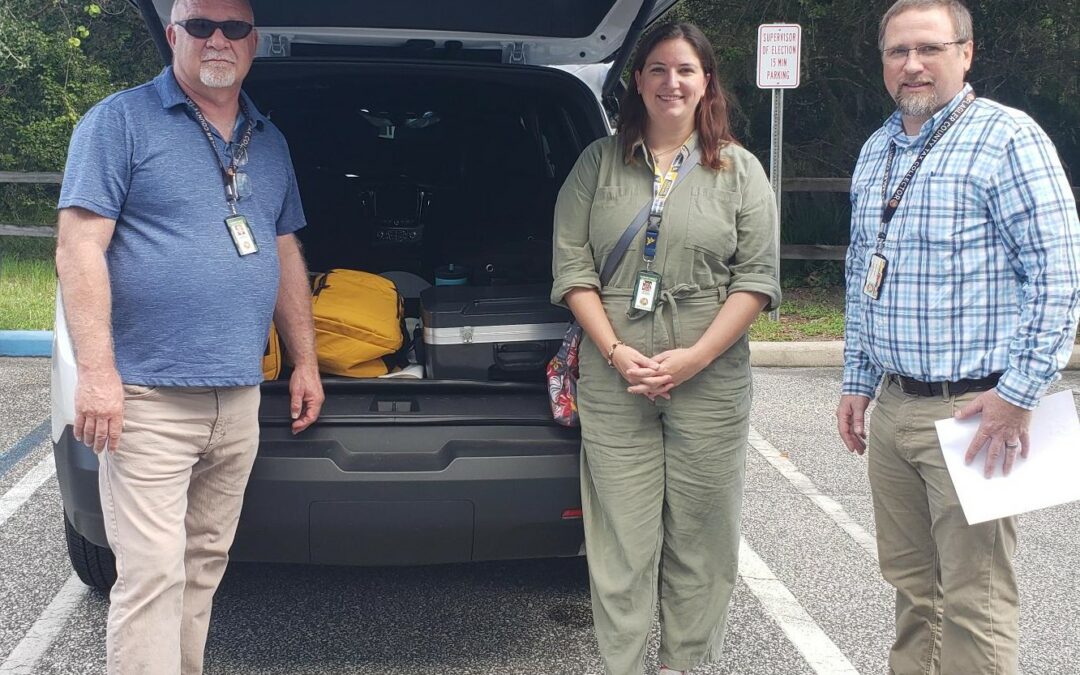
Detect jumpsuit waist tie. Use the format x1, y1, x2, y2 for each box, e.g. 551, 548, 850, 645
610, 284, 727, 349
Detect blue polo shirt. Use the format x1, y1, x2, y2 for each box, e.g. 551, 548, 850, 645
58, 67, 307, 386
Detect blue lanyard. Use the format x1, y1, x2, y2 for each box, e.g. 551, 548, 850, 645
642, 146, 689, 269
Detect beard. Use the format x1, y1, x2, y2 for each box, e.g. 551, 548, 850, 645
199, 60, 237, 88
895, 85, 940, 120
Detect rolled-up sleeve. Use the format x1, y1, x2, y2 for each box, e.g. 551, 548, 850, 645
727, 158, 781, 310
550, 142, 603, 307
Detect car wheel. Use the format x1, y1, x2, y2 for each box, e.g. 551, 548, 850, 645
63, 511, 116, 591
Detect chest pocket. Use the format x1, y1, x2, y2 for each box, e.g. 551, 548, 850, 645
590, 185, 645, 256
594, 185, 632, 204
920, 172, 991, 250
685, 186, 739, 261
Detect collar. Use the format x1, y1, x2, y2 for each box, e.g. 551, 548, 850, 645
886, 83, 974, 146
154, 66, 268, 132
633, 131, 699, 170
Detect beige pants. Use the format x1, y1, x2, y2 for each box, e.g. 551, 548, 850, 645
99, 385, 260, 675
869, 377, 1018, 675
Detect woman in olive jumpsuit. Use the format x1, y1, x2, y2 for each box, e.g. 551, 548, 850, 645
550, 23, 780, 675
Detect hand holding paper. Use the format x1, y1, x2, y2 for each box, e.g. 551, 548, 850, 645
953, 389, 1033, 478
935, 390, 1080, 525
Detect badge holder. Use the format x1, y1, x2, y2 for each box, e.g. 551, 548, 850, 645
631, 222, 663, 312
224, 175, 258, 257
862, 252, 887, 299
631, 270, 662, 312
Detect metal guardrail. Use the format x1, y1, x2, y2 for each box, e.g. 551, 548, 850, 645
0, 171, 62, 184
0, 225, 55, 238
1, 172, 61, 238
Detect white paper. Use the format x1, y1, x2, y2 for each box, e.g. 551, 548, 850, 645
935, 390, 1080, 525
378, 364, 425, 379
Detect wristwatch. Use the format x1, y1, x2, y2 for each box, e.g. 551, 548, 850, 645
606, 340, 625, 367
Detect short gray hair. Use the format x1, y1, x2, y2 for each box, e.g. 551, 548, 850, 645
878, 0, 973, 50
170, 0, 254, 23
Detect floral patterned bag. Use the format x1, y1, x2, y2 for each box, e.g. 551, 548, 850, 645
546, 323, 583, 426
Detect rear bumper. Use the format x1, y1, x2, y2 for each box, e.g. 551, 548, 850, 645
53, 422, 584, 565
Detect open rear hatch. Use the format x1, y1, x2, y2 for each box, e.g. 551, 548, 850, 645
114, 0, 682, 400
133, 0, 678, 111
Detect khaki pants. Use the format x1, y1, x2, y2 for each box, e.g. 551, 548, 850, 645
869, 377, 1018, 675
99, 385, 261, 675
578, 334, 750, 675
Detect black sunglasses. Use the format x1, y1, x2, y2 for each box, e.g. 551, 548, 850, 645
175, 18, 253, 40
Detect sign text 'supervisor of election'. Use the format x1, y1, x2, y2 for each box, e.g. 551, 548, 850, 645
757, 24, 802, 89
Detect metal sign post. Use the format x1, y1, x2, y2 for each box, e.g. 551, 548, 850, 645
768, 89, 784, 321
757, 23, 802, 321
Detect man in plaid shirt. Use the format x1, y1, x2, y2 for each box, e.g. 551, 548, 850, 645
836, 0, 1079, 672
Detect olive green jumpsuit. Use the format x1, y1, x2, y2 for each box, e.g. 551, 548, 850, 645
550, 134, 780, 675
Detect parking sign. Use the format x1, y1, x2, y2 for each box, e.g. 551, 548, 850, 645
757, 24, 802, 89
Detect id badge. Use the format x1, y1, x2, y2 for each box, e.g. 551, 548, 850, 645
862, 253, 888, 300
225, 214, 258, 256
631, 270, 662, 312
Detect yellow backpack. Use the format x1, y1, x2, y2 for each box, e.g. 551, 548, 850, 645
262, 322, 282, 381
310, 269, 406, 377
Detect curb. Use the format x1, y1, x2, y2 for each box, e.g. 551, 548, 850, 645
750, 340, 845, 367
2, 330, 1077, 369
0, 330, 51, 357
749, 340, 1080, 370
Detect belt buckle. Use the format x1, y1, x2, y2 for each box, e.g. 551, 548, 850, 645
940, 380, 951, 401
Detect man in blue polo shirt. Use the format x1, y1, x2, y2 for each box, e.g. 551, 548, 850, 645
55, 0, 324, 672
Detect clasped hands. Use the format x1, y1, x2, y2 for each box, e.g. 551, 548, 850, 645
610, 343, 710, 400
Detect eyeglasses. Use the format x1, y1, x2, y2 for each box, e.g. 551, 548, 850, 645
882, 41, 966, 63
175, 18, 254, 40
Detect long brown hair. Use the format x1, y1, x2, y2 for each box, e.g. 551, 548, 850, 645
617, 22, 738, 171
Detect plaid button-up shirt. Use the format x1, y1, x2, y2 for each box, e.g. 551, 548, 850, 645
842, 85, 1080, 409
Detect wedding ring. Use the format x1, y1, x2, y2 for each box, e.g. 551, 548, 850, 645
1004, 440, 1020, 449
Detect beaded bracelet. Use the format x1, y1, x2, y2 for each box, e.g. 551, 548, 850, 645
606, 340, 625, 367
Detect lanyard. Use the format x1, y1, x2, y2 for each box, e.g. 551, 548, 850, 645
642, 145, 689, 269
874, 92, 975, 253
186, 96, 255, 214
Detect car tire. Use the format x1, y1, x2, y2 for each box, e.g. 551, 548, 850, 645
63, 512, 116, 591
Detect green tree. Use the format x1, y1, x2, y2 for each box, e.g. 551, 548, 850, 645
663, 0, 1079, 249
0, 0, 159, 224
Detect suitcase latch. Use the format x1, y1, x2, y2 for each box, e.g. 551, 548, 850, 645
461, 326, 474, 344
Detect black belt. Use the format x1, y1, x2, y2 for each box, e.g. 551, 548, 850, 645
891, 373, 1001, 397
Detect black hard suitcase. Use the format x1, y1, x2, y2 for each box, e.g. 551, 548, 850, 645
420, 284, 572, 381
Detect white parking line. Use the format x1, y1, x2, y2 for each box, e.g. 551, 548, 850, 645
0, 454, 56, 529
745, 428, 1031, 675
0, 573, 88, 675
739, 537, 860, 674
747, 426, 879, 562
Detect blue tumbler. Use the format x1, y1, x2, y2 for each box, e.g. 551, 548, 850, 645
434, 263, 469, 286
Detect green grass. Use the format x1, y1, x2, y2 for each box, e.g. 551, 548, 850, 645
749, 285, 1080, 344
750, 286, 846, 342
0, 237, 56, 330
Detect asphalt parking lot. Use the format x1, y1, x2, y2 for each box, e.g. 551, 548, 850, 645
1, 356, 1078, 674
